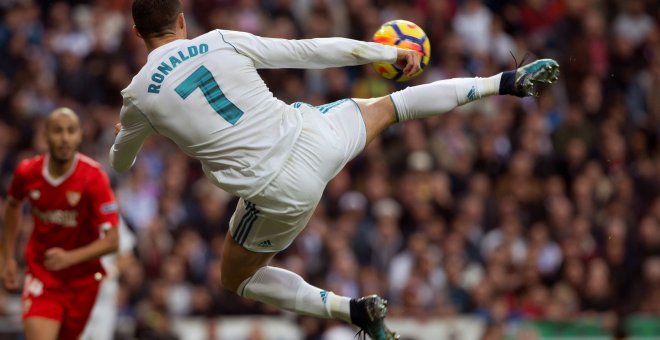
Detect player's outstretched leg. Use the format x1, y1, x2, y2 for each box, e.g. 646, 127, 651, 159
220, 236, 399, 340
390, 58, 560, 122
357, 58, 560, 144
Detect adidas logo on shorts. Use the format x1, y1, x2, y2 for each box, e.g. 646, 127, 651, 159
257, 240, 273, 247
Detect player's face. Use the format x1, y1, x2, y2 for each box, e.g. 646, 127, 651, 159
46, 114, 82, 163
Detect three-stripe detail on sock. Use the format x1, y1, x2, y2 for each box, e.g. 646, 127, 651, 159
233, 202, 259, 246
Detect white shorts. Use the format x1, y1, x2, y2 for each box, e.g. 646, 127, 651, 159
80, 278, 119, 340
229, 99, 366, 252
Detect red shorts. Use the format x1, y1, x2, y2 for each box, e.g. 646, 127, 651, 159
22, 274, 101, 340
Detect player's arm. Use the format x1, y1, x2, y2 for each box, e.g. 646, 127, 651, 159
109, 97, 155, 172
2, 197, 22, 289
218, 29, 409, 69
45, 230, 118, 271
44, 228, 118, 271
2, 164, 27, 289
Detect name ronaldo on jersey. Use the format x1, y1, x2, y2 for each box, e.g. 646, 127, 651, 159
148, 43, 209, 94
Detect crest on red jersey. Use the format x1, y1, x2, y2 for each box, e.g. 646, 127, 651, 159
66, 191, 81, 206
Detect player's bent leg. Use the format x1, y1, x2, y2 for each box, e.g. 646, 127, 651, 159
24, 317, 60, 340
221, 236, 398, 339
221, 235, 351, 319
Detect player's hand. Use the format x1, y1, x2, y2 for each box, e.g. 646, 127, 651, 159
114, 123, 122, 136
2, 258, 19, 290
395, 48, 421, 78
44, 248, 74, 271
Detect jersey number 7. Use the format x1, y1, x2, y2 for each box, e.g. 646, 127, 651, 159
175, 66, 244, 125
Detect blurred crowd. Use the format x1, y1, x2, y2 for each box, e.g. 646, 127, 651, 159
1, 0, 660, 338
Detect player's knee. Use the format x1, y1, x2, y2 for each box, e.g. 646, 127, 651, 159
220, 270, 242, 293
220, 261, 257, 294
354, 96, 397, 143
24, 317, 61, 340
355, 97, 395, 126
220, 235, 275, 294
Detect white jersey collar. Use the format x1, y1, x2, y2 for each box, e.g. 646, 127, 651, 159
147, 39, 187, 61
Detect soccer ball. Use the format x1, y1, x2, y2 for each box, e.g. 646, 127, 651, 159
372, 20, 431, 82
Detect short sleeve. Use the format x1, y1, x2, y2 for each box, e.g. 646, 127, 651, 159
87, 169, 119, 231
7, 160, 29, 202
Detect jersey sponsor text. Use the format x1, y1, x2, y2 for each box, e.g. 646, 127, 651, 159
33, 207, 78, 227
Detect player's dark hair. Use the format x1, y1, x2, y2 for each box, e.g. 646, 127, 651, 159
132, 0, 182, 39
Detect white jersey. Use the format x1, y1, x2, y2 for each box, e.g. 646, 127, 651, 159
110, 30, 397, 198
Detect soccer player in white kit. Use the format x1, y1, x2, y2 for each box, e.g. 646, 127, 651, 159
110, 1, 559, 339
80, 219, 136, 340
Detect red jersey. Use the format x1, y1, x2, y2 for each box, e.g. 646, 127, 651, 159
7, 153, 119, 288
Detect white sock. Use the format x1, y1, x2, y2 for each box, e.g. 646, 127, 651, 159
390, 74, 502, 121
238, 266, 352, 323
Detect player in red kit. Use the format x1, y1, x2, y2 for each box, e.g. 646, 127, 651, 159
1, 108, 119, 340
